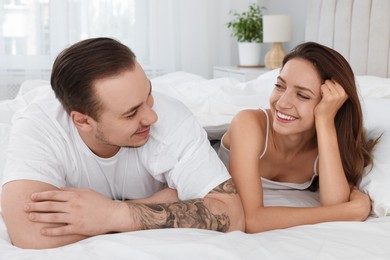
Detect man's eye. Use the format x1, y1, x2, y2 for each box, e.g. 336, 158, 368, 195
126, 112, 137, 118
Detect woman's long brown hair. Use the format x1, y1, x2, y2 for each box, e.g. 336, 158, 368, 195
282, 42, 380, 185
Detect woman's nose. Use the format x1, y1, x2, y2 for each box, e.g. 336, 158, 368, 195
276, 91, 293, 109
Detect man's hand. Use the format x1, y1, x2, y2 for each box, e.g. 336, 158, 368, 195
2, 180, 88, 249
24, 187, 125, 236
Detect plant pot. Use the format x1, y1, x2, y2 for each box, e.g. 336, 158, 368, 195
238, 42, 262, 67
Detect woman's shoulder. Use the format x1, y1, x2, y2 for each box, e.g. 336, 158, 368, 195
229, 108, 269, 139
224, 108, 269, 155
231, 108, 269, 128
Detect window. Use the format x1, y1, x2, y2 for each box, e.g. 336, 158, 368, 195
1, 0, 234, 100
0, 0, 154, 99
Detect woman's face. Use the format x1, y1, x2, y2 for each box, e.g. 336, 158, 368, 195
269, 58, 323, 136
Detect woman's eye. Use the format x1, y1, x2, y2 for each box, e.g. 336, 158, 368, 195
298, 94, 310, 100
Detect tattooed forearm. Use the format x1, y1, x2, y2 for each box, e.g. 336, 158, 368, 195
210, 179, 237, 194
126, 199, 230, 232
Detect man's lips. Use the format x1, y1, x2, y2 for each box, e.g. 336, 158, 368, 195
135, 128, 150, 137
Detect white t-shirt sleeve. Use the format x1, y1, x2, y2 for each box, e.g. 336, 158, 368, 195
2, 113, 66, 188
148, 115, 230, 201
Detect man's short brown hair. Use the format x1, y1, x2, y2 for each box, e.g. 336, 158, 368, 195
51, 37, 136, 120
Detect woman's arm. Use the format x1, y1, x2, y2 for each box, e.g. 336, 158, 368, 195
228, 109, 370, 234
315, 80, 350, 205
227, 110, 270, 232
240, 190, 370, 233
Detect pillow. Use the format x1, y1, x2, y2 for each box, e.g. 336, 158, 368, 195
0, 80, 50, 192
256, 68, 280, 80
0, 98, 18, 193
356, 75, 390, 98
359, 98, 390, 217
0, 124, 11, 194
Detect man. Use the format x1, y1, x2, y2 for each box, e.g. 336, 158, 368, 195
1, 38, 244, 249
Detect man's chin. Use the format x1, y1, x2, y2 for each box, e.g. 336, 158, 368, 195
124, 136, 149, 148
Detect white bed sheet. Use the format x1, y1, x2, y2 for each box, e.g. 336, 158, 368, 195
1, 190, 390, 260
1, 73, 390, 259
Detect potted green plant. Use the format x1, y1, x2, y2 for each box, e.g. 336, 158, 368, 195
227, 3, 264, 67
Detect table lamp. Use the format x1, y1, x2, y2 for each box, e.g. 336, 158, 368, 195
263, 15, 292, 69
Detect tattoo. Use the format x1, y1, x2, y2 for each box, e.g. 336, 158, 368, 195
127, 199, 230, 232
210, 179, 237, 194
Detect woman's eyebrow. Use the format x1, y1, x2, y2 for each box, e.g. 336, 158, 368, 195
295, 85, 315, 95
278, 76, 315, 95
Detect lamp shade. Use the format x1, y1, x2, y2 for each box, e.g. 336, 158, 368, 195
263, 15, 292, 43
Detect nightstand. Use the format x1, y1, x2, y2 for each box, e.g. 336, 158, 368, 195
213, 66, 269, 82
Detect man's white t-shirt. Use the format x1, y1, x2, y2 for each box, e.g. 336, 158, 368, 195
2, 88, 229, 201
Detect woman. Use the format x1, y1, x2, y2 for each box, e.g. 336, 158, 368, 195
219, 42, 380, 233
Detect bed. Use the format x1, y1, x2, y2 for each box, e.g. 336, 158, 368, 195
1, 0, 390, 259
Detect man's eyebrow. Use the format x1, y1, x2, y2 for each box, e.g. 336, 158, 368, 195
121, 82, 152, 117
277, 76, 286, 83
122, 103, 141, 117
277, 76, 315, 95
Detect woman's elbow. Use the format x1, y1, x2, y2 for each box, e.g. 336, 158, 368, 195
227, 193, 246, 232
244, 213, 269, 234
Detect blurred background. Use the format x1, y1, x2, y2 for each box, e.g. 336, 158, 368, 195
0, 0, 309, 99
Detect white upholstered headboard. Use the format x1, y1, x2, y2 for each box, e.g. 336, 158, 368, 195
305, 0, 390, 78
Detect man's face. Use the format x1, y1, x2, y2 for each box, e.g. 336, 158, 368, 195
87, 63, 158, 156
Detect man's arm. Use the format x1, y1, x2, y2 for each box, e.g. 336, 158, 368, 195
1, 180, 87, 249
124, 179, 244, 232
20, 179, 244, 240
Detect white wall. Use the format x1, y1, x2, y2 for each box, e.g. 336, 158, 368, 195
259, 0, 310, 55
125, 0, 310, 79
213, 0, 310, 78
171, 0, 258, 79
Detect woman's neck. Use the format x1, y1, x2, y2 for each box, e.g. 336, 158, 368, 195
271, 129, 317, 159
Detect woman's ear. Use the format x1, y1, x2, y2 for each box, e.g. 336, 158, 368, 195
70, 111, 94, 132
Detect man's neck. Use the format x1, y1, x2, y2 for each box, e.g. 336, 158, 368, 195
77, 128, 120, 158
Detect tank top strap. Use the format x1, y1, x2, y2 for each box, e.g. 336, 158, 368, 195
259, 108, 270, 160
313, 155, 319, 176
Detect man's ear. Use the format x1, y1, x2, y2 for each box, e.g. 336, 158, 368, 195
70, 111, 94, 132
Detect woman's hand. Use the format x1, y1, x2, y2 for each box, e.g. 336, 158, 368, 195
314, 79, 348, 122
349, 187, 372, 221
